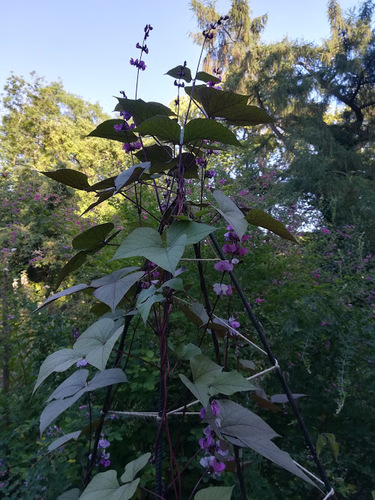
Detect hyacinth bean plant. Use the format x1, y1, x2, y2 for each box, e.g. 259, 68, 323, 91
33, 20, 337, 500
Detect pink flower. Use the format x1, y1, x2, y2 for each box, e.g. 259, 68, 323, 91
321, 321, 326, 326
321, 227, 330, 235
255, 298, 264, 304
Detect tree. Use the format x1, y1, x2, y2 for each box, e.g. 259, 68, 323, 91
191, 0, 375, 249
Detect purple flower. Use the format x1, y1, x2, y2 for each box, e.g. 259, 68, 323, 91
200, 407, 206, 419
77, 358, 89, 368
123, 141, 142, 154
98, 438, 110, 449
213, 283, 233, 296
229, 317, 240, 329
120, 110, 132, 120
321, 227, 330, 235
199, 455, 226, 477
214, 260, 233, 273
211, 400, 220, 416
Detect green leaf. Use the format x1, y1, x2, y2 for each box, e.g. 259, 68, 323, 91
74, 318, 123, 371
194, 485, 235, 500
48, 430, 82, 452
245, 209, 298, 244
137, 293, 165, 324
213, 190, 248, 240
41, 169, 90, 190
57, 488, 81, 500
113, 227, 186, 274
178, 302, 209, 329
36, 283, 90, 310
184, 118, 242, 147
133, 116, 180, 143
179, 374, 210, 408
135, 144, 172, 163
197, 87, 273, 125
87, 119, 138, 143
90, 267, 140, 287
33, 349, 84, 393
40, 390, 86, 435
87, 176, 116, 192
55, 252, 88, 290
114, 162, 151, 192
191, 355, 223, 384
196, 87, 248, 118
205, 400, 317, 487
316, 433, 339, 461
161, 278, 184, 291
81, 189, 115, 215
165, 65, 192, 83
174, 343, 202, 361
79, 470, 140, 500
167, 221, 214, 246
239, 359, 256, 371
115, 98, 175, 126
196, 71, 221, 84
73, 223, 115, 250
93, 271, 145, 311
41, 369, 127, 435
120, 452, 151, 483
47, 370, 89, 402
209, 370, 255, 396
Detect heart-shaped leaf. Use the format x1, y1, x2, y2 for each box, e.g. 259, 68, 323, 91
93, 271, 145, 311
113, 227, 186, 274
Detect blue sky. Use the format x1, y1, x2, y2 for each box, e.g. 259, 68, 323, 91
0, 0, 360, 114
